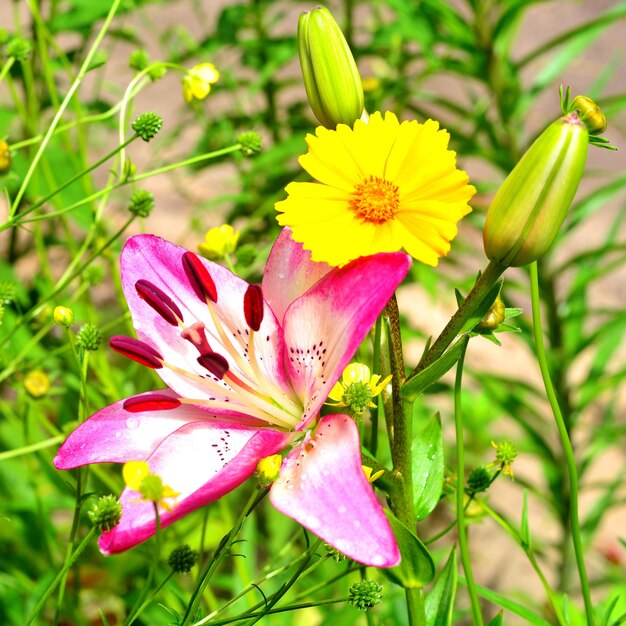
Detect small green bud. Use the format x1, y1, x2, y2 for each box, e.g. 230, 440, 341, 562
492, 440, 517, 477
139, 473, 165, 502
237, 131, 262, 156
88, 495, 123, 532
349, 579, 383, 611
147, 62, 167, 81
131, 112, 163, 142
570, 95, 606, 136
129, 189, 155, 217
478, 295, 505, 330
168, 544, 199, 573
0, 281, 16, 303
84, 264, 105, 286
76, 323, 102, 351
0, 140, 11, 175
6, 36, 32, 62
53, 305, 74, 327
325, 544, 347, 562
467, 467, 491, 493
298, 6, 364, 128
343, 381, 373, 417
483, 113, 589, 267
129, 49, 150, 72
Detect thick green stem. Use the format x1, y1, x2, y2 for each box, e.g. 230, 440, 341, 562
408, 260, 505, 380
529, 262, 594, 625
454, 337, 484, 626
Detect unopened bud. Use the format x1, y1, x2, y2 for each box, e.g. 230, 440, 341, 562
168, 544, 198, 573
24, 370, 50, 398
76, 323, 102, 352
483, 113, 589, 267
298, 6, 364, 128
0, 140, 11, 174
129, 49, 150, 72
257, 454, 282, 485
53, 305, 74, 327
570, 95, 606, 135
129, 189, 154, 218
478, 295, 505, 330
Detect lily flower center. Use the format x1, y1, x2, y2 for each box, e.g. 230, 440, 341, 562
350, 175, 399, 224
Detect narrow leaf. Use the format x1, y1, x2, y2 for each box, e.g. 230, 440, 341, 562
425, 548, 458, 626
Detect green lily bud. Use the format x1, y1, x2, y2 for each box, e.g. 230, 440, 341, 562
483, 112, 589, 267
298, 6, 364, 128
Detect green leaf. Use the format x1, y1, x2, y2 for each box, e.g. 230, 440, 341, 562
462, 578, 552, 626
520, 490, 530, 548
382, 512, 435, 589
487, 611, 504, 626
425, 548, 457, 626
402, 339, 467, 401
412, 413, 444, 521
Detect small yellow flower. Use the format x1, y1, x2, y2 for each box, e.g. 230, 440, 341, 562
362, 465, 384, 483
123, 461, 180, 512
257, 454, 282, 484
53, 305, 74, 328
182, 63, 219, 103
276, 111, 475, 267
327, 363, 391, 416
24, 370, 50, 398
198, 224, 240, 260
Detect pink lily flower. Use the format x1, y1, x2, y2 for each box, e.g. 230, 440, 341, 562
54, 229, 410, 567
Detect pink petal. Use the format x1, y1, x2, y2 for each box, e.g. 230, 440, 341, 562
54, 390, 228, 468
120, 235, 291, 408
99, 423, 290, 554
262, 228, 332, 323
269, 414, 400, 567
283, 252, 411, 427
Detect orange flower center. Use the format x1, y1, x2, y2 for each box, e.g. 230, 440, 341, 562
350, 176, 400, 224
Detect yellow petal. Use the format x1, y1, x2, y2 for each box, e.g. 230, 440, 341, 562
123, 461, 150, 492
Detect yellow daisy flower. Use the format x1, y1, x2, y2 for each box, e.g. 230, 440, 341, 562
276, 111, 476, 267
326, 362, 391, 416
182, 63, 220, 103
123, 460, 180, 512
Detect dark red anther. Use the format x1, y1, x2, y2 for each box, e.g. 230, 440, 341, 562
182, 252, 218, 303
244, 284, 264, 332
110, 336, 163, 369
124, 394, 182, 413
197, 352, 229, 379
135, 279, 183, 326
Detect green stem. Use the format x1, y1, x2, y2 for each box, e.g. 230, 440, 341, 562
14, 135, 137, 222
454, 336, 483, 626
408, 260, 505, 381
0, 57, 15, 86
0, 435, 64, 462
529, 262, 594, 625
9, 0, 123, 218
370, 315, 382, 455
25, 527, 97, 625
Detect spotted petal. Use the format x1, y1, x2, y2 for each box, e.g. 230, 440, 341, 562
53, 390, 238, 468
99, 422, 290, 554
120, 235, 292, 412
270, 413, 399, 567
283, 251, 411, 427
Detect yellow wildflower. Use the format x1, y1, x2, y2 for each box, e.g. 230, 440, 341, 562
123, 461, 180, 512
327, 363, 390, 416
24, 370, 50, 398
198, 224, 240, 260
362, 465, 385, 483
276, 111, 475, 267
182, 63, 219, 103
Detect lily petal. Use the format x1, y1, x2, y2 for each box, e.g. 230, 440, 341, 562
283, 251, 410, 427
53, 390, 228, 468
262, 228, 332, 323
99, 422, 290, 554
121, 235, 292, 408
270, 413, 399, 567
